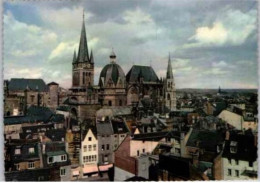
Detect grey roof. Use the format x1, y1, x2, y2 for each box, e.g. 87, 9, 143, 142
126, 65, 159, 83
96, 122, 114, 135
166, 53, 173, 79
99, 63, 125, 86
77, 17, 90, 63
90, 50, 94, 63
186, 130, 224, 152
8, 78, 48, 92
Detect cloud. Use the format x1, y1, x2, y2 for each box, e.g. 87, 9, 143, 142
186, 9, 257, 47
48, 41, 77, 61
123, 7, 153, 24
189, 22, 227, 46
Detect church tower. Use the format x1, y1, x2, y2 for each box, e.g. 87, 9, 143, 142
164, 53, 176, 111
72, 12, 94, 88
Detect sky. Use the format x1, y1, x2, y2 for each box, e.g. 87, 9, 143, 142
3, 0, 258, 89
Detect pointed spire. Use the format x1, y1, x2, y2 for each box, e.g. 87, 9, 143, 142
77, 9, 89, 63
73, 50, 77, 63
166, 53, 173, 79
110, 48, 116, 63
90, 49, 94, 63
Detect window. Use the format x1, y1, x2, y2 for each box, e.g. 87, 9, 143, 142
14, 163, 20, 171
28, 162, 35, 169
83, 145, 87, 152
235, 170, 239, 177
249, 161, 253, 167
88, 137, 92, 141
175, 148, 181, 154
60, 168, 66, 176
106, 144, 109, 150
114, 135, 118, 138
143, 149, 145, 153
83, 156, 89, 163
88, 145, 92, 151
228, 158, 232, 164
61, 155, 67, 161
121, 135, 125, 138
108, 101, 112, 106
93, 144, 97, 151
48, 157, 53, 164
29, 147, 35, 154
119, 100, 122, 106
102, 145, 105, 151
137, 150, 140, 156
104, 155, 108, 162
15, 149, 21, 155
235, 160, 239, 165
228, 169, 232, 176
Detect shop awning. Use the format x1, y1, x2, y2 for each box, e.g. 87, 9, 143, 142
83, 164, 98, 174
99, 164, 113, 172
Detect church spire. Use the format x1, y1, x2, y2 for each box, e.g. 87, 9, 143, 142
77, 10, 89, 62
166, 53, 173, 79
73, 50, 77, 63
90, 49, 94, 64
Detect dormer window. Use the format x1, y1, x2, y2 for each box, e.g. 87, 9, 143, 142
15, 148, 21, 155
230, 141, 238, 153
29, 147, 35, 154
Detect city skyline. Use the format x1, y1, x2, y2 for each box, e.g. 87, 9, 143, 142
3, 0, 258, 89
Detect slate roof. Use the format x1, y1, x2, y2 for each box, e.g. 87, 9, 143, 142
126, 65, 159, 83
111, 119, 129, 134
159, 154, 191, 179
222, 133, 257, 162
5, 168, 51, 181
186, 130, 224, 152
6, 141, 40, 163
47, 81, 59, 85
45, 129, 66, 142
8, 78, 48, 92
49, 114, 65, 123
27, 106, 54, 122
99, 63, 125, 86
132, 131, 168, 141
56, 105, 70, 112
96, 122, 114, 135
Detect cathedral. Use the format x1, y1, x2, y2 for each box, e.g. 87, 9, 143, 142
68, 14, 176, 122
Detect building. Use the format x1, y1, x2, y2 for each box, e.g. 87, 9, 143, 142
222, 131, 258, 180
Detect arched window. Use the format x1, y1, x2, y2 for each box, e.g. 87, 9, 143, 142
108, 101, 112, 106
167, 93, 171, 100
119, 100, 122, 106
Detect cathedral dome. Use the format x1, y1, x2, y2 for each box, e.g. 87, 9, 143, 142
99, 50, 125, 88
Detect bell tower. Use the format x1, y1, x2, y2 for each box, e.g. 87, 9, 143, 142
72, 11, 94, 88
164, 53, 176, 111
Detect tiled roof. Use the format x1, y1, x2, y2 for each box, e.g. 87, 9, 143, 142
132, 131, 168, 141
8, 78, 48, 92
111, 119, 129, 134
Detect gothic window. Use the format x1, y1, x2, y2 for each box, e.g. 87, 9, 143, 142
119, 100, 122, 106
167, 93, 171, 100
83, 72, 85, 84
108, 101, 112, 106
168, 82, 170, 88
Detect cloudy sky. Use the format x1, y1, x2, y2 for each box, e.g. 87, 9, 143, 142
3, 0, 258, 89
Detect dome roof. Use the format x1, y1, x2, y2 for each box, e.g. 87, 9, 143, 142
99, 63, 126, 87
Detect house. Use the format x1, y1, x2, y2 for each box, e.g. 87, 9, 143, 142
5, 139, 41, 172
114, 134, 160, 181
222, 131, 258, 180
80, 127, 99, 177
